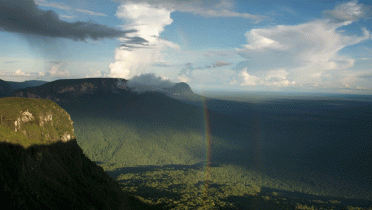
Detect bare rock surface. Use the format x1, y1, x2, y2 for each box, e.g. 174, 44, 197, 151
0, 97, 75, 146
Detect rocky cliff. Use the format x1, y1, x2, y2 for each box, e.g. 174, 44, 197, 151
0, 97, 159, 210
13, 78, 129, 103
0, 97, 75, 147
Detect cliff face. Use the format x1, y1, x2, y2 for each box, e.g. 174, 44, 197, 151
0, 97, 157, 210
0, 97, 75, 147
13, 78, 129, 103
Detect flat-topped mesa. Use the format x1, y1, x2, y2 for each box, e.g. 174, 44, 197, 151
13, 78, 129, 103
0, 97, 75, 147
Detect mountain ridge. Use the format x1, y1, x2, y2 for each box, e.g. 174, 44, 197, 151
0, 79, 12, 98
7, 80, 48, 91
10, 78, 195, 103
12, 78, 130, 103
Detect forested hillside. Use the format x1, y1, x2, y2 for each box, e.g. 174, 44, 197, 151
0, 97, 161, 209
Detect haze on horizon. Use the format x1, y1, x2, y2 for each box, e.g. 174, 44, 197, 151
1, 0, 372, 94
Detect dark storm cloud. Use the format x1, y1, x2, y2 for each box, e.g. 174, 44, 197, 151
153, 62, 174, 67
181, 61, 231, 73
0, 0, 135, 41
212, 60, 232, 68
119, 37, 149, 49
178, 63, 194, 77
125, 37, 149, 45
358, 74, 372, 80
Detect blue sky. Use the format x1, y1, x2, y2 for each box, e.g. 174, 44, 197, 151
0, 0, 371, 94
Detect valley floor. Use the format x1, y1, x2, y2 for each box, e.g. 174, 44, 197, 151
63, 92, 372, 209
100, 162, 372, 210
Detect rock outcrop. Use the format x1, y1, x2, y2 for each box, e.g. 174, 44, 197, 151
0, 97, 158, 210
0, 97, 75, 147
13, 78, 129, 103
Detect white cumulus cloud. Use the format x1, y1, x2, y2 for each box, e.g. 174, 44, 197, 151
85, 70, 104, 78
38, 72, 46, 77
108, 3, 179, 79
14, 69, 32, 77
264, 69, 296, 87
47, 63, 70, 77
323, 0, 371, 23
177, 63, 194, 83
240, 69, 259, 86
114, 0, 266, 22
234, 0, 370, 89
231, 68, 295, 87
177, 74, 192, 83
127, 73, 174, 93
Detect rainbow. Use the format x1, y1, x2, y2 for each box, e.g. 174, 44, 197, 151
202, 97, 212, 203
200, 97, 264, 203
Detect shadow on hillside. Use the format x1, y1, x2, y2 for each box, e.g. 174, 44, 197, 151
106, 161, 218, 179
105, 163, 372, 209
61, 93, 372, 207
0, 140, 162, 210
225, 187, 372, 210
106, 163, 232, 209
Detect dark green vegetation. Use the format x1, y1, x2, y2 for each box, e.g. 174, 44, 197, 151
109, 165, 372, 210
0, 79, 12, 97
0, 97, 161, 209
3, 78, 372, 209
60, 90, 372, 209
0, 79, 47, 98
0, 140, 163, 209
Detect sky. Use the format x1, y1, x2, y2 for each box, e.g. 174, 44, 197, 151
0, 0, 371, 94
